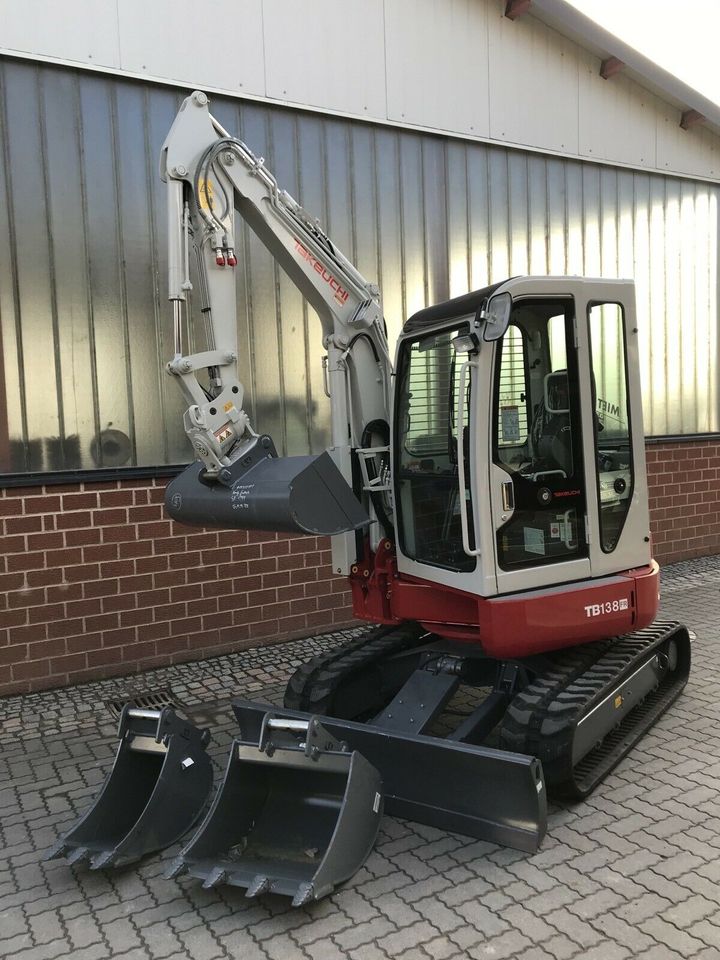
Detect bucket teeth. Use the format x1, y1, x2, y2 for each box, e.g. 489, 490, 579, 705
90, 851, 116, 870
164, 856, 189, 880
245, 875, 270, 899
201, 867, 227, 890
291, 882, 315, 908
43, 841, 67, 862
66, 847, 90, 867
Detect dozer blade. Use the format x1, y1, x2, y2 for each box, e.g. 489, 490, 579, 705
166, 715, 382, 906
232, 700, 547, 854
45, 707, 213, 870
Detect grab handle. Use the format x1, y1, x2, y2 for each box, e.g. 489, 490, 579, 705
457, 359, 481, 558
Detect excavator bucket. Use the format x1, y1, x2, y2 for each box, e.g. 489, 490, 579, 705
45, 707, 213, 870
165, 444, 370, 536
165, 715, 383, 906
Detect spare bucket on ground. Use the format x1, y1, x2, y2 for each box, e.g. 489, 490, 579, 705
45, 706, 213, 869
166, 714, 383, 906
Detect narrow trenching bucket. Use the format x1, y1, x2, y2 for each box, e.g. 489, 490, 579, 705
166, 715, 383, 906
45, 706, 213, 870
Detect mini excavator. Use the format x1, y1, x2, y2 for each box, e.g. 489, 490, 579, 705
49, 92, 690, 907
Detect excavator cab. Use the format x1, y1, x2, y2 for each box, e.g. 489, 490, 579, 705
393, 276, 650, 608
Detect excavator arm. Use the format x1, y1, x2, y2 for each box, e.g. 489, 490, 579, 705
161, 92, 393, 562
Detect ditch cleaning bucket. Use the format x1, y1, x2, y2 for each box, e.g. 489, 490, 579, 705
45, 706, 213, 869
166, 714, 383, 906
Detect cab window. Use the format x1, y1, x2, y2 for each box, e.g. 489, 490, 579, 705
588, 302, 633, 552
395, 325, 476, 572
493, 299, 587, 569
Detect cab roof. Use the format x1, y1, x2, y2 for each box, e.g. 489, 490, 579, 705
403, 280, 505, 335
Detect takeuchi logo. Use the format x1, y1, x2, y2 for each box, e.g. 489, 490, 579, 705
294, 240, 350, 305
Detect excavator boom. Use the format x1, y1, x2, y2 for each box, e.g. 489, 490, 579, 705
160, 91, 392, 567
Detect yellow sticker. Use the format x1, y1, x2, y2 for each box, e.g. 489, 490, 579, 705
614, 695, 623, 709
198, 177, 215, 212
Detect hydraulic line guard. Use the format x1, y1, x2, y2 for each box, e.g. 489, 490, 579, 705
45, 707, 213, 870
165, 714, 383, 906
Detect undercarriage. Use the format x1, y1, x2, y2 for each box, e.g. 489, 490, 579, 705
283, 619, 691, 802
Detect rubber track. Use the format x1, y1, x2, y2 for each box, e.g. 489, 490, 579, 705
284, 623, 427, 715
500, 619, 690, 800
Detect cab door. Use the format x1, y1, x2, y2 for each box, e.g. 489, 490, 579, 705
489, 292, 592, 593
574, 281, 651, 578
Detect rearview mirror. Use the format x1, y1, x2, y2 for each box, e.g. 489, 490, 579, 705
479, 292, 511, 341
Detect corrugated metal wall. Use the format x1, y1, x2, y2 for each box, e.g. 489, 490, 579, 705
0, 58, 718, 474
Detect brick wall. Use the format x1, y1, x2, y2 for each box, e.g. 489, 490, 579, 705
646, 438, 720, 564
2, 436, 719, 697
0, 479, 355, 697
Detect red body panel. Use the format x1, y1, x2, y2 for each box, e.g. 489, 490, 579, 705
349, 541, 659, 659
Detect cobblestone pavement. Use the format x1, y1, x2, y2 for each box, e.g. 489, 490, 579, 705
2, 556, 720, 960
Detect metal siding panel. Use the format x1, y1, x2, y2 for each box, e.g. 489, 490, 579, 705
3, 63, 61, 456
564, 162, 584, 276
578, 50, 657, 170
349, 125, 380, 289
0, 61, 25, 470
40, 70, 94, 469
631, 173, 653, 432
269, 110, 309, 456
77, 77, 133, 461
446, 143, 471, 298
263, 0, 386, 118
527, 155, 549, 275
487, 150, 510, 282
237, 105, 284, 451
0, 0, 120, 68
545, 157, 567, 274
599, 167, 619, 277
663, 180, 683, 432
296, 114, 331, 452
488, 14, 579, 155
692, 187, 715, 433
146, 86, 188, 465
581, 164, 601, 277
398, 135, 427, 319
616, 170, 635, 282
657, 113, 718, 180
374, 129, 404, 348
648, 176, 668, 435
466, 146, 491, 289
118, 0, 265, 96
422, 138, 449, 306
112, 83, 163, 467
385, 0, 490, 137
507, 152, 529, 276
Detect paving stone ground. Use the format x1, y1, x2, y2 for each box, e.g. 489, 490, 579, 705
2, 555, 720, 960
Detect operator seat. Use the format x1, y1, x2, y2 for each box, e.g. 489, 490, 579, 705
530, 371, 572, 475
